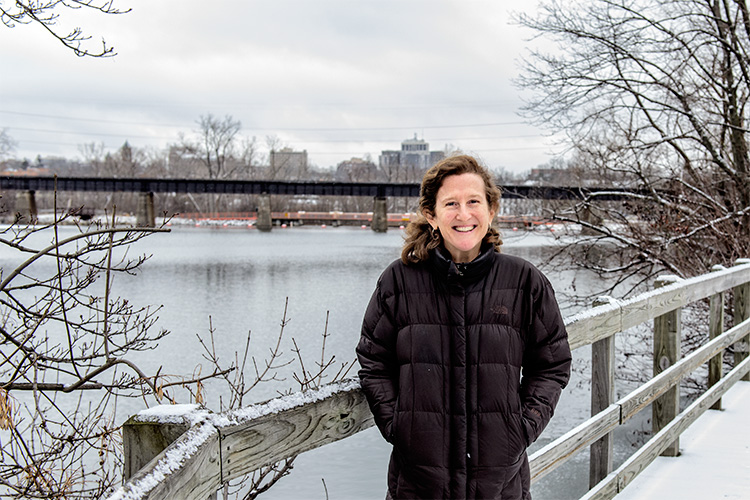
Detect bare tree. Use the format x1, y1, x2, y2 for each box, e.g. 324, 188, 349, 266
78, 142, 107, 176
192, 301, 354, 500
179, 114, 244, 180
106, 141, 139, 177
239, 136, 262, 180
517, 0, 750, 288
0, 128, 17, 163
0, 1, 130, 57
0, 209, 229, 498
174, 114, 250, 213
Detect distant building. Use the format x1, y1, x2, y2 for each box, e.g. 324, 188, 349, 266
270, 147, 308, 172
335, 157, 379, 182
526, 168, 572, 186
379, 136, 444, 181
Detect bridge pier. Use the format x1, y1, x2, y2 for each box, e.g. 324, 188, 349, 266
578, 203, 603, 235
136, 192, 155, 228
15, 190, 37, 223
371, 196, 387, 233
256, 194, 272, 232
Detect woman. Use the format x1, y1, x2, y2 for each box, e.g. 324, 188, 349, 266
356, 155, 571, 500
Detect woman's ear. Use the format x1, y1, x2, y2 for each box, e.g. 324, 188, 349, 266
422, 210, 436, 229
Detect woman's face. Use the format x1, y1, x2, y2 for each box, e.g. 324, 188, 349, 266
425, 173, 496, 263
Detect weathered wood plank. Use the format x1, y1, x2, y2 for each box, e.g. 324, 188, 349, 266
122, 419, 192, 481
110, 382, 372, 500
529, 404, 620, 482
565, 262, 750, 351
619, 263, 750, 330
566, 300, 621, 351
218, 383, 374, 483
579, 469, 619, 500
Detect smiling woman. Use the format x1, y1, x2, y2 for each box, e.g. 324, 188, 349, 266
357, 154, 572, 500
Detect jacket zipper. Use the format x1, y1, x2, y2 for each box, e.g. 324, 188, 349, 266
464, 286, 471, 498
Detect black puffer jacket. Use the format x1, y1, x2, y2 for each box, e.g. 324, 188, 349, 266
356, 245, 571, 500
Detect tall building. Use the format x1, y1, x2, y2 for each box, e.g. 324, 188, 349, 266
270, 147, 308, 172
379, 136, 444, 181
269, 147, 308, 179
335, 157, 379, 182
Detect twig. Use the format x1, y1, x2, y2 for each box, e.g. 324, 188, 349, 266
102, 206, 116, 359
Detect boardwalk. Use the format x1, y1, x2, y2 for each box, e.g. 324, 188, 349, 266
616, 380, 750, 500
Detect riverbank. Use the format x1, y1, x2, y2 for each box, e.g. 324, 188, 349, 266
24, 210, 570, 235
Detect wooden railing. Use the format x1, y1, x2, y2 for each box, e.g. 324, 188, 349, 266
108, 260, 750, 500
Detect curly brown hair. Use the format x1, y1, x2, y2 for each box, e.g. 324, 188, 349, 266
401, 154, 502, 264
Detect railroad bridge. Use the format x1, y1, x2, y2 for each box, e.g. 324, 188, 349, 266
0, 175, 637, 231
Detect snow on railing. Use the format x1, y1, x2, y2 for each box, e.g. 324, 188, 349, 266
110, 379, 369, 500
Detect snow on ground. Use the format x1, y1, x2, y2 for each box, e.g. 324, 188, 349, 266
616, 380, 750, 500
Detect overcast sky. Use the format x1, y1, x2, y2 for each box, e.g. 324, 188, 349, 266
0, 0, 561, 173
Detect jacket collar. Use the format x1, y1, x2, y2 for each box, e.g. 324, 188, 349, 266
430, 243, 495, 282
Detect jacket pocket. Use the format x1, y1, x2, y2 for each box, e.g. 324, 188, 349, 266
513, 412, 529, 457
387, 410, 398, 444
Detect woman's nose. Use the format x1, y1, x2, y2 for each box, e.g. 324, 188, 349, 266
457, 204, 470, 219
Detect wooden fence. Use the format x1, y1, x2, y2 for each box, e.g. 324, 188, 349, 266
108, 260, 750, 500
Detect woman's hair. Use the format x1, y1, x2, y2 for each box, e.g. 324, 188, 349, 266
401, 154, 503, 264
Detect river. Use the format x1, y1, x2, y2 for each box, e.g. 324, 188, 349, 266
2, 224, 642, 499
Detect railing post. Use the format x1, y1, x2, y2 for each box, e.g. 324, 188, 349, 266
653, 275, 682, 457
122, 412, 191, 482
589, 296, 616, 487
734, 258, 750, 382
709, 265, 725, 410
122, 404, 220, 500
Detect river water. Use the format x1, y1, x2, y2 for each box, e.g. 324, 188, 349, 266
1, 224, 643, 499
